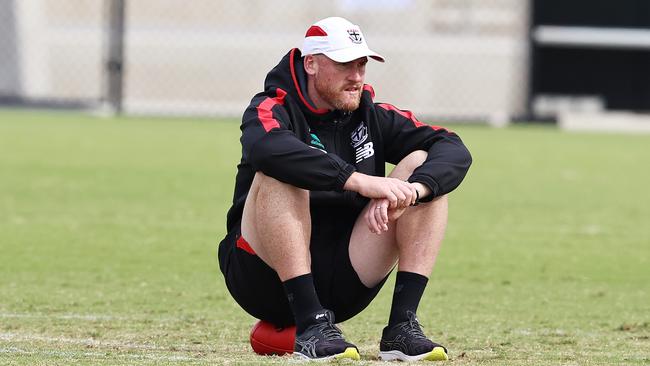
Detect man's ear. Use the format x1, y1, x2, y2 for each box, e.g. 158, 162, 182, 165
304, 55, 318, 76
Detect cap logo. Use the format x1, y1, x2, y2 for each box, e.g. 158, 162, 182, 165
347, 29, 362, 44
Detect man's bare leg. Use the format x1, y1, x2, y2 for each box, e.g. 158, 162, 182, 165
240, 172, 359, 359
240, 172, 326, 330
240, 172, 311, 281
349, 150, 449, 360
394, 195, 447, 276
349, 150, 448, 287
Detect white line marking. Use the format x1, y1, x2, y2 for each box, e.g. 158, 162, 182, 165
0, 346, 198, 361
0, 313, 124, 321
1, 332, 159, 350
0, 332, 205, 361
0, 332, 209, 352
0, 312, 209, 322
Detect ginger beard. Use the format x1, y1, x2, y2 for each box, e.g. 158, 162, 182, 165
312, 66, 362, 112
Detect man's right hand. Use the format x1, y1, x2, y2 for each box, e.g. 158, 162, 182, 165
343, 172, 417, 209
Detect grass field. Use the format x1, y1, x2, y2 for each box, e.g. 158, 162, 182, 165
0, 108, 649, 365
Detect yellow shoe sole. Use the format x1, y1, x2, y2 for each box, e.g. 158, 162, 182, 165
294, 347, 360, 361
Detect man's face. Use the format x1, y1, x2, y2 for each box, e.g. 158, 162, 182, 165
312, 55, 367, 112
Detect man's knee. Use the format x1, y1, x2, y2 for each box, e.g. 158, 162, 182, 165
252, 171, 282, 188
240, 172, 313, 279
400, 150, 428, 170
252, 172, 308, 199
431, 193, 448, 204
390, 150, 427, 180
249, 172, 310, 213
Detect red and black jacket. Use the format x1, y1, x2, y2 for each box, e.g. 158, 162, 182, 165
225, 48, 472, 232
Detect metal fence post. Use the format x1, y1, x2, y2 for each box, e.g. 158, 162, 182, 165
105, 0, 126, 115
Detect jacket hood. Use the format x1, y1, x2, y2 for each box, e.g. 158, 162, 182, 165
264, 48, 331, 116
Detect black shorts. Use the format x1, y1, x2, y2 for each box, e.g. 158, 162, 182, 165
218, 209, 389, 326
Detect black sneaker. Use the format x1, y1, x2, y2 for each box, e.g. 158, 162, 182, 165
293, 310, 360, 360
379, 311, 448, 361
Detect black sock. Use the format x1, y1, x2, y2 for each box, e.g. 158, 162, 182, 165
388, 271, 429, 327
283, 273, 324, 334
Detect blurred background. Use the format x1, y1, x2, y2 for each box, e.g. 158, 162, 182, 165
1, 0, 649, 128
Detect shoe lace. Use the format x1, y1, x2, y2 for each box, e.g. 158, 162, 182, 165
400, 313, 428, 340
314, 321, 344, 341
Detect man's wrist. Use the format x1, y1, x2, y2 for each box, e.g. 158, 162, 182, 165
411, 182, 431, 201
343, 172, 362, 191
411, 188, 420, 206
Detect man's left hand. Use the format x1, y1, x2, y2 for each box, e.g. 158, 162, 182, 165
366, 198, 406, 234
365, 182, 430, 234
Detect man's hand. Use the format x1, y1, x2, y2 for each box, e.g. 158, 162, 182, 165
365, 182, 431, 234
344, 173, 433, 234
365, 198, 406, 234
343, 172, 417, 208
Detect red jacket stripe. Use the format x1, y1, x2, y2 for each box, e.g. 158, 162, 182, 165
236, 235, 256, 255
257, 88, 287, 132
363, 84, 375, 99
378, 103, 449, 132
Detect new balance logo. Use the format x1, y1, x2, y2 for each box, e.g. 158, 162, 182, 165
355, 142, 374, 163
315, 313, 326, 320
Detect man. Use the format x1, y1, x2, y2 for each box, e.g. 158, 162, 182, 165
218, 17, 471, 361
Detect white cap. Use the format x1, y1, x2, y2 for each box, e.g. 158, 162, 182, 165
301, 17, 384, 63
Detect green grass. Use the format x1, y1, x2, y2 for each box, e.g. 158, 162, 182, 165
1, 109, 648, 365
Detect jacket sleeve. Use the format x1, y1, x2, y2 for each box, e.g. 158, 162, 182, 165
376, 103, 472, 200
241, 90, 356, 191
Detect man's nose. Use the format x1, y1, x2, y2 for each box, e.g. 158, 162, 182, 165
348, 70, 363, 82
